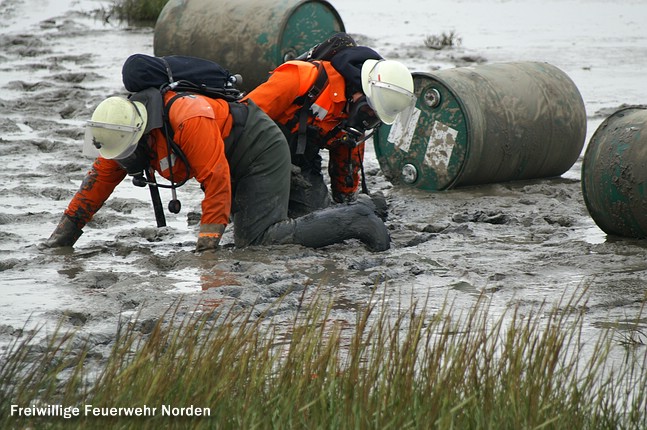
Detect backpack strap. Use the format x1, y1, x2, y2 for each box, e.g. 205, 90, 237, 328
163, 93, 184, 141
160, 56, 174, 84
284, 61, 329, 155
224, 102, 248, 158
161, 93, 192, 189
163, 93, 248, 165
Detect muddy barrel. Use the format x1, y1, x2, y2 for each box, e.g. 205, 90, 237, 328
153, 0, 345, 92
374, 61, 587, 191
581, 106, 647, 238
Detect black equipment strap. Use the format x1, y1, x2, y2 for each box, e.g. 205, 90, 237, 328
162, 93, 191, 188
224, 102, 249, 158
145, 168, 166, 227
163, 93, 184, 142
286, 62, 328, 155
160, 57, 174, 84
162, 93, 248, 178
360, 158, 369, 195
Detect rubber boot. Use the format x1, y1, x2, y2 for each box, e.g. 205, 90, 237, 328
295, 203, 390, 251
356, 191, 389, 221
262, 203, 390, 252
42, 214, 83, 248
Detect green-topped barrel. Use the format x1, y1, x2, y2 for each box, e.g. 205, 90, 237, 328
153, 0, 345, 92
374, 62, 587, 191
581, 106, 647, 238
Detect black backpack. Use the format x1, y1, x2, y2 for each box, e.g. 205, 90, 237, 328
294, 32, 358, 63
120, 54, 248, 226
122, 53, 243, 100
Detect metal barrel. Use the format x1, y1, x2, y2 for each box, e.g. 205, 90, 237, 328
374, 61, 587, 191
581, 106, 647, 238
153, 0, 345, 92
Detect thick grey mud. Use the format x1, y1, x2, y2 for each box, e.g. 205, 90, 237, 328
1, 0, 647, 369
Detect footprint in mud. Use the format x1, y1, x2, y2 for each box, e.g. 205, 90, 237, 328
63, 310, 90, 327
71, 271, 120, 289
0, 33, 50, 57
452, 210, 511, 224
543, 215, 575, 227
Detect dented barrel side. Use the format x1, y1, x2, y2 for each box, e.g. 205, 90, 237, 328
374, 62, 587, 191
581, 106, 647, 238
153, 0, 345, 92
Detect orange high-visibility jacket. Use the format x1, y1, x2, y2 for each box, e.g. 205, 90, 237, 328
243, 60, 364, 199
65, 91, 235, 229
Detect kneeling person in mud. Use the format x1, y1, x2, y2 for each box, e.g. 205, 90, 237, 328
244, 42, 415, 218
43, 89, 390, 252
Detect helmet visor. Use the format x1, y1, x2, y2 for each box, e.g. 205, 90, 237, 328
366, 80, 416, 124
85, 98, 146, 160
84, 120, 143, 159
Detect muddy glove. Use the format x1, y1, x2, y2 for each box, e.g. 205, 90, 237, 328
42, 214, 83, 248
290, 164, 312, 190
195, 223, 225, 252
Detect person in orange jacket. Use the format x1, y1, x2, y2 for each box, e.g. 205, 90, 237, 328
244, 44, 415, 217
42, 87, 392, 252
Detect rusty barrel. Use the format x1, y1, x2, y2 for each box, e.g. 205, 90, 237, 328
581, 106, 647, 238
153, 0, 345, 92
373, 61, 587, 191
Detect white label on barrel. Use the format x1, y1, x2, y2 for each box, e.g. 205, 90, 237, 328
424, 121, 458, 173
388, 106, 421, 152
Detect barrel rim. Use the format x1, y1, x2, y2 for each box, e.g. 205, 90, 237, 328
581, 104, 647, 180
581, 104, 647, 237
410, 70, 473, 190
278, 0, 346, 62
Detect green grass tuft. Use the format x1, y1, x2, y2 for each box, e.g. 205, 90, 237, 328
101, 0, 169, 25
1, 290, 646, 429
424, 31, 462, 50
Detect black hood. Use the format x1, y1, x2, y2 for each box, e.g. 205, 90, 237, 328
330, 46, 383, 95
129, 87, 164, 133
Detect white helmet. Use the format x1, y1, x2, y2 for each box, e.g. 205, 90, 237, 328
86, 96, 147, 159
361, 59, 415, 125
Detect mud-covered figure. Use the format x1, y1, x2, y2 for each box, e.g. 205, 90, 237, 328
244, 38, 416, 218
43, 88, 392, 252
